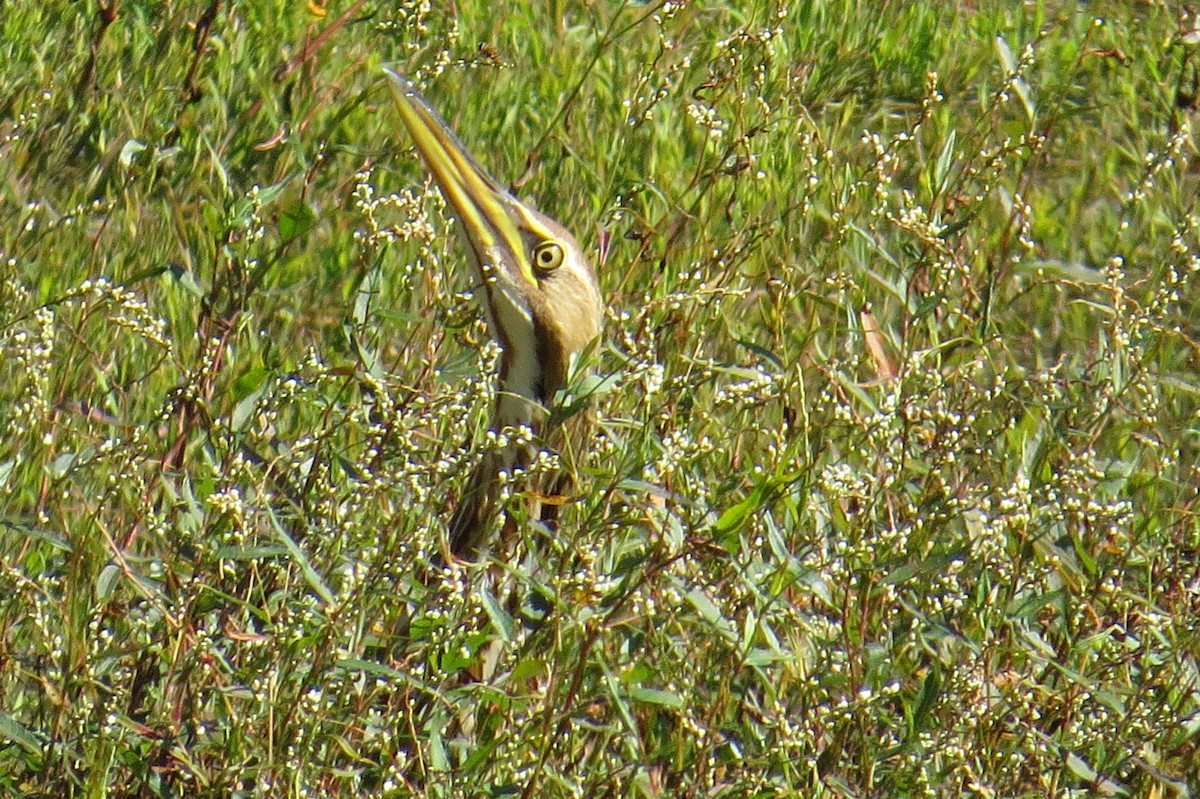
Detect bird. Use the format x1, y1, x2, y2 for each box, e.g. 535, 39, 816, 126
384, 69, 603, 561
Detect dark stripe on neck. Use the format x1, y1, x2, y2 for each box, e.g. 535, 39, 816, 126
534, 314, 566, 405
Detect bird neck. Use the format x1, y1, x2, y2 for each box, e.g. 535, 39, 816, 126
495, 341, 548, 432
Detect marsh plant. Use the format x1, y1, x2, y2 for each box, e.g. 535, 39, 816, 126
1, 1, 1198, 797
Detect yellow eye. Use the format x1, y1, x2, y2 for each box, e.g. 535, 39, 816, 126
533, 241, 564, 271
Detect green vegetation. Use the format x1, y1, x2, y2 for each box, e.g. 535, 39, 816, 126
2, 1, 1198, 796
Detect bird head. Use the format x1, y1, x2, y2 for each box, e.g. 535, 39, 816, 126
384, 70, 602, 409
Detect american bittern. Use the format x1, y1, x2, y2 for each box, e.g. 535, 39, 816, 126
384, 70, 602, 561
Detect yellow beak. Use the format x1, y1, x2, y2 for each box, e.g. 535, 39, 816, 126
383, 68, 536, 290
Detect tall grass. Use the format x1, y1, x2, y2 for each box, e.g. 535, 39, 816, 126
1, 1, 1197, 796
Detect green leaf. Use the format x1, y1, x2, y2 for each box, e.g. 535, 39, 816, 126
733, 339, 783, 370
231, 367, 270, 430
231, 366, 271, 403
995, 35, 1035, 120
1, 519, 72, 551
278, 201, 317, 242
934, 129, 957, 193
96, 563, 121, 601
427, 717, 449, 772
714, 481, 766, 538
214, 544, 288, 559
629, 687, 683, 708
1006, 587, 1065, 621
47, 451, 79, 478
0, 710, 42, 754
912, 664, 941, 731
336, 658, 432, 692
686, 588, 737, 642
744, 647, 787, 666
459, 738, 503, 772
438, 645, 474, 673
269, 510, 334, 606
251, 180, 286, 207
118, 139, 147, 168
163, 262, 206, 297
480, 586, 515, 642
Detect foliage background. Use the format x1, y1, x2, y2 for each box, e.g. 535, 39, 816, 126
1, 0, 1198, 796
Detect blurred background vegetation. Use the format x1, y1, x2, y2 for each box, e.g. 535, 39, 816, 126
1, 1, 1198, 796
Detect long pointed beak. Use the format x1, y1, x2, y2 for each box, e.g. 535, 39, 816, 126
383, 68, 535, 289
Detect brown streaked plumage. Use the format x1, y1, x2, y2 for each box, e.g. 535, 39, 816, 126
384, 69, 602, 561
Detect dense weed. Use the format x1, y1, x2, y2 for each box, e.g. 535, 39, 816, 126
1, 2, 1197, 796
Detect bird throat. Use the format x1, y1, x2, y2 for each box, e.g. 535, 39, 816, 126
495, 317, 559, 425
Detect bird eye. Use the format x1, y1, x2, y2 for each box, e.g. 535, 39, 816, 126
533, 241, 564, 271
